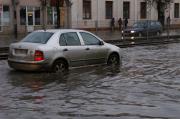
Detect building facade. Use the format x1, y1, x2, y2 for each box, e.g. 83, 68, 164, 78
0, 0, 180, 34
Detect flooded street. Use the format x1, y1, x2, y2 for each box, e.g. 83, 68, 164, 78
0, 43, 180, 119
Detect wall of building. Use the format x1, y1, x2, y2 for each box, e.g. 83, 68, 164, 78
71, 0, 149, 29
1, 0, 180, 34
170, 0, 180, 26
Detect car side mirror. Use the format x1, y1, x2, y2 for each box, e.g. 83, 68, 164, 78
99, 41, 104, 45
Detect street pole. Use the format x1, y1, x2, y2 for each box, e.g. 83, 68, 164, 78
42, 0, 45, 31
147, 0, 152, 40
12, 0, 17, 39
77, 0, 79, 28
56, 0, 60, 28
167, 3, 170, 40
95, 0, 98, 34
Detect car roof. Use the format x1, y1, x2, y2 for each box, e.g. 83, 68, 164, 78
135, 20, 160, 23
35, 29, 88, 33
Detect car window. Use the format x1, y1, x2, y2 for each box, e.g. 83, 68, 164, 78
156, 22, 161, 27
21, 32, 53, 44
59, 34, 67, 46
80, 32, 100, 45
59, 32, 81, 46
150, 21, 156, 27
133, 21, 147, 28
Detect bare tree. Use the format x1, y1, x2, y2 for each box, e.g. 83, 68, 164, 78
48, 0, 72, 28
145, 0, 173, 25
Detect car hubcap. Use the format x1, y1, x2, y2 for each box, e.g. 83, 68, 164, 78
109, 55, 119, 65
54, 62, 66, 73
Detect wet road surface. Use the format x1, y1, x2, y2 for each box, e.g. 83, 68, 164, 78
0, 43, 180, 119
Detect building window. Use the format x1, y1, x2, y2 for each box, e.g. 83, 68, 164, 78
47, 7, 57, 25
20, 7, 26, 25
140, 2, 146, 19
174, 3, 179, 18
83, 0, 91, 19
20, 6, 41, 25
123, 1, 130, 19
3, 5, 10, 26
106, 1, 113, 19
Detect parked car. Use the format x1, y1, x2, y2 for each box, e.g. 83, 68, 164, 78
122, 20, 163, 38
8, 29, 122, 72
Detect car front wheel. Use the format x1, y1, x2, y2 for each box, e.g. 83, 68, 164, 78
107, 53, 120, 66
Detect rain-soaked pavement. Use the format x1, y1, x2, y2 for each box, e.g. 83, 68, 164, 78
0, 43, 180, 119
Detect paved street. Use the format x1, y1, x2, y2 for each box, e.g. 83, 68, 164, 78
0, 43, 180, 119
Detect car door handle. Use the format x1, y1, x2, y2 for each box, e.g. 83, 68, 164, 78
63, 48, 68, 51
85, 48, 90, 50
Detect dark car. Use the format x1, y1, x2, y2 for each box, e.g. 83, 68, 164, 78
122, 20, 163, 38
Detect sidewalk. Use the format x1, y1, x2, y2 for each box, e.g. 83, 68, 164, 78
0, 29, 180, 47
92, 29, 180, 40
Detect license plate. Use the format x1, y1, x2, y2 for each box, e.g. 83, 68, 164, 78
14, 49, 28, 55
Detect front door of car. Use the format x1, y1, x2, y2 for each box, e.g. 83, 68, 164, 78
79, 32, 108, 65
58, 32, 86, 67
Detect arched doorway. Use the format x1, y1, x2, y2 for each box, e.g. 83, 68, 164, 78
50, 0, 72, 28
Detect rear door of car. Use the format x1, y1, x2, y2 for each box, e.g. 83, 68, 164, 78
78, 31, 108, 65
58, 32, 86, 67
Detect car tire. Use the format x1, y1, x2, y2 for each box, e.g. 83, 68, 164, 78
52, 60, 68, 73
107, 53, 120, 66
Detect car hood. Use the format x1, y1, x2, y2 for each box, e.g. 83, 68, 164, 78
124, 27, 145, 32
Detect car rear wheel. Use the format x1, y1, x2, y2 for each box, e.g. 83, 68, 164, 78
107, 53, 120, 66
52, 60, 68, 73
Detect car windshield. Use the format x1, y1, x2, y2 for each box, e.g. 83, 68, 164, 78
132, 21, 147, 28
21, 32, 54, 44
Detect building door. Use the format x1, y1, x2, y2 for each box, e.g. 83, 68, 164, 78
28, 12, 33, 25
27, 7, 34, 32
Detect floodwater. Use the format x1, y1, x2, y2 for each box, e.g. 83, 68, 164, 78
0, 43, 180, 119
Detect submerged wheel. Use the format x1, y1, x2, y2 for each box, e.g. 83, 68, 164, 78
107, 53, 120, 66
52, 60, 68, 73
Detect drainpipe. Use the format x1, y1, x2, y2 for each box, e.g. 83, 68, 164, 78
41, 0, 47, 31
56, 0, 60, 28
65, 0, 72, 28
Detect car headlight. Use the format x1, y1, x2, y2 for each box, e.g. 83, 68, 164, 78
131, 31, 135, 33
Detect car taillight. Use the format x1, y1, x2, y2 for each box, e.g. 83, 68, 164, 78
34, 50, 44, 61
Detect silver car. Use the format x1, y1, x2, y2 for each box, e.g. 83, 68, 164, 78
8, 29, 122, 72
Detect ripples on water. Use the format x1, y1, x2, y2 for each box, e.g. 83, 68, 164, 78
0, 43, 180, 119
